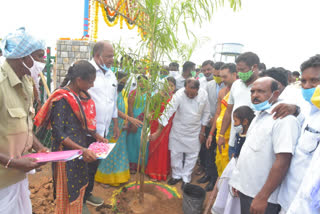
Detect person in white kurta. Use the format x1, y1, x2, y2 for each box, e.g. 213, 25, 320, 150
277, 60, 320, 213
85, 41, 120, 206
151, 78, 210, 187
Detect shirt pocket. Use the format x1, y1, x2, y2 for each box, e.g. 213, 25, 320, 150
299, 131, 320, 154
247, 129, 271, 152
7, 107, 28, 134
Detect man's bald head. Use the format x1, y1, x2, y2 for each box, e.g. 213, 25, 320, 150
93, 40, 114, 70
93, 40, 113, 58
251, 77, 280, 105
185, 78, 200, 89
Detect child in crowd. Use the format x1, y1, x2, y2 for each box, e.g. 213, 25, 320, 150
211, 106, 255, 214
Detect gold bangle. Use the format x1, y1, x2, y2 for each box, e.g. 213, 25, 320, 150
5, 158, 13, 168
219, 134, 224, 138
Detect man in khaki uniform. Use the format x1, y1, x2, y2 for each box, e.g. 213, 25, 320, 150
0, 27, 48, 214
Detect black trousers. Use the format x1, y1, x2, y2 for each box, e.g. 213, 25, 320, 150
239, 192, 281, 214
84, 136, 100, 201
199, 127, 218, 180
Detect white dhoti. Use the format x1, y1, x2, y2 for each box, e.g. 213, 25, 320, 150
171, 150, 198, 183
0, 178, 32, 214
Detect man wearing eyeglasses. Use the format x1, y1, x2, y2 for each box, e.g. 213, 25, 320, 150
278, 55, 320, 214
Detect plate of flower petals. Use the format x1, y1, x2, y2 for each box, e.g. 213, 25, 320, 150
88, 142, 116, 159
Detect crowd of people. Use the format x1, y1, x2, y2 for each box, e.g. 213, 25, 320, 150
0, 27, 320, 214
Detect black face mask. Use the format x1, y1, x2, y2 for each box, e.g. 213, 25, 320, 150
117, 83, 125, 92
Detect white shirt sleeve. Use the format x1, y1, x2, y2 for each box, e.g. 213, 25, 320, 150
201, 98, 210, 126
159, 92, 180, 127
112, 90, 118, 118
228, 81, 235, 105
272, 116, 300, 154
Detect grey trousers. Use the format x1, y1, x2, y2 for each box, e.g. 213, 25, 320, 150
239, 192, 280, 214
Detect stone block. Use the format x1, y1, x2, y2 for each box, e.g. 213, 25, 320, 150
64, 64, 70, 70
75, 52, 81, 58
72, 41, 80, 45
56, 51, 61, 57
72, 46, 80, 52
56, 64, 63, 70
63, 58, 69, 64
57, 58, 63, 64
60, 45, 67, 51
67, 45, 72, 51
68, 52, 74, 58
80, 52, 89, 59
61, 52, 68, 58
80, 46, 88, 52
56, 44, 61, 51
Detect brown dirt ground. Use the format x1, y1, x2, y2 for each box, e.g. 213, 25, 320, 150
29, 163, 215, 214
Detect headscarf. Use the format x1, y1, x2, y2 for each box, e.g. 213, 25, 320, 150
1, 27, 45, 59
311, 86, 320, 109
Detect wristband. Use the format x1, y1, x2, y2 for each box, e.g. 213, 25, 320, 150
5, 158, 13, 168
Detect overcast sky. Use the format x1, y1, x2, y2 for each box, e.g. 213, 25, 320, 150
1, 0, 319, 71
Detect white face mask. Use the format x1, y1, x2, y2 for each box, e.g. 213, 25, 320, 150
234, 124, 243, 134
22, 55, 46, 75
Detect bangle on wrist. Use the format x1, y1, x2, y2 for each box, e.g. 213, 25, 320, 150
200, 132, 206, 136
219, 134, 224, 138
5, 158, 13, 168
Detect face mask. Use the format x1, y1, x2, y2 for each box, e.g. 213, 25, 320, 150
234, 124, 243, 133
198, 73, 205, 79
238, 70, 253, 82
311, 86, 320, 109
99, 57, 109, 71
213, 76, 222, 84
160, 74, 168, 79
191, 71, 196, 77
22, 55, 46, 75
302, 87, 316, 104
117, 83, 125, 92
252, 92, 274, 111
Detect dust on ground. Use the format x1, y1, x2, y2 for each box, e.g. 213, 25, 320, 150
29, 163, 215, 214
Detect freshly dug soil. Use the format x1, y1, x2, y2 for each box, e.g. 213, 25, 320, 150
115, 184, 183, 214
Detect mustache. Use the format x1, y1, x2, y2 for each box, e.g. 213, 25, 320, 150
253, 98, 261, 102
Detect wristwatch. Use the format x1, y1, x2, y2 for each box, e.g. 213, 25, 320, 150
294, 105, 301, 117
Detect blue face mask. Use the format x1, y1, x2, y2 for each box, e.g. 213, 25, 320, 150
252, 93, 274, 111
302, 87, 316, 104
99, 57, 109, 71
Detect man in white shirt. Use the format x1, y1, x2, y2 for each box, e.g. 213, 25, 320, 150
278, 55, 320, 213
230, 77, 300, 214
168, 62, 180, 79
198, 61, 225, 191
217, 52, 260, 158
85, 41, 120, 207
175, 61, 195, 90
150, 78, 210, 189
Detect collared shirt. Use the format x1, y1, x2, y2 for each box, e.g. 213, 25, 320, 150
0, 60, 34, 189
159, 87, 210, 153
278, 106, 320, 211
175, 75, 186, 90
206, 80, 225, 118
229, 103, 300, 204
286, 139, 320, 214
285, 142, 320, 214
89, 60, 118, 137
227, 79, 253, 146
